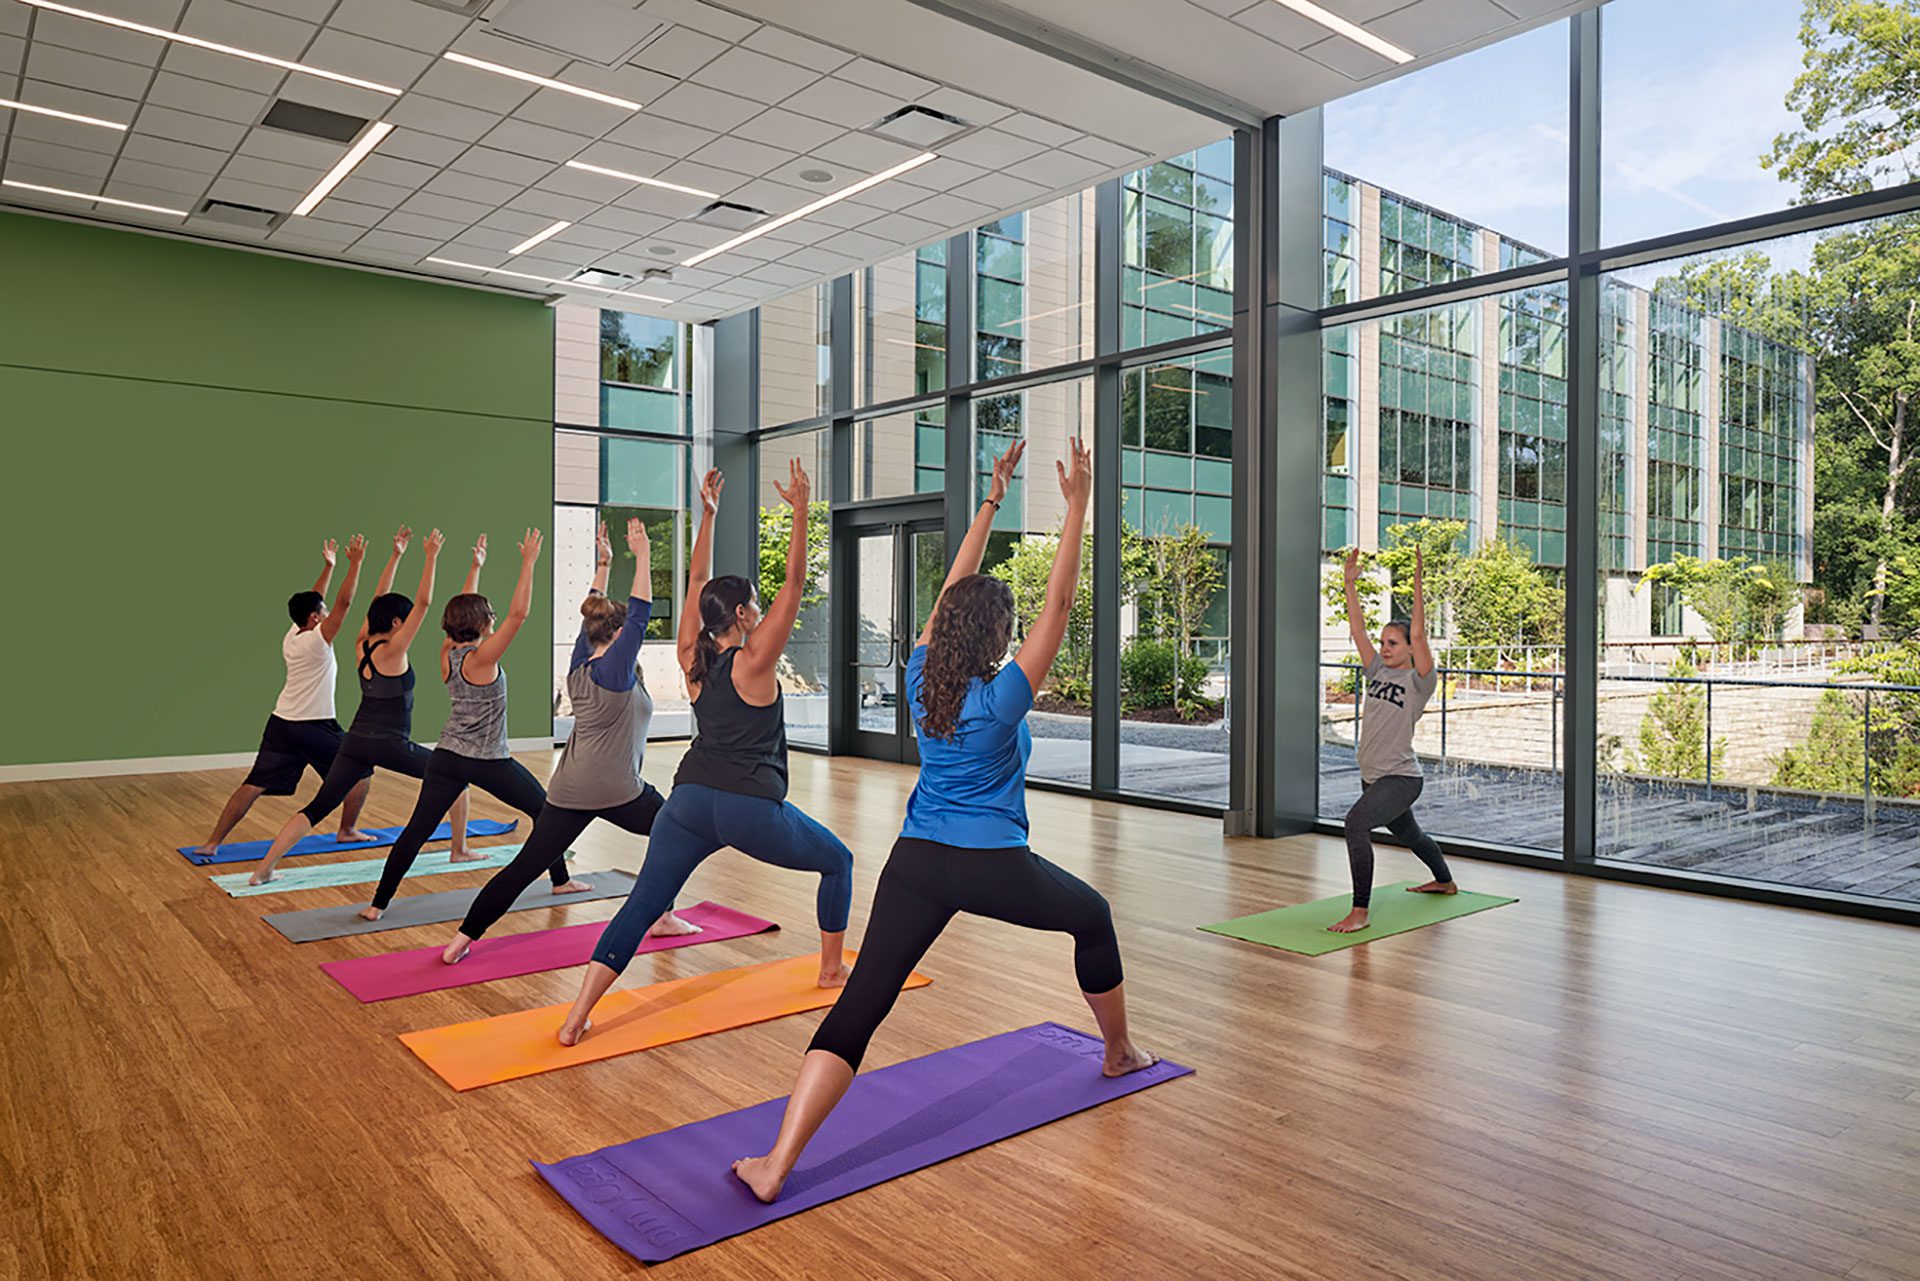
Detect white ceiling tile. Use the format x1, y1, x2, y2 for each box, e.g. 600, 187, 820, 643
223, 153, 323, 190
352, 152, 438, 191
225, 0, 337, 21
738, 25, 849, 74
329, 173, 412, 207
645, 82, 761, 133
740, 260, 820, 288
383, 93, 500, 143
0, 34, 22, 75
303, 196, 383, 226
904, 154, 987, 191
423, 168, 523, 205
532, 163, 627, 200
1232, 2, 1339, 49
949, 171, 1049, 211
1369, 0, 1514, 55
580, 206, 669, 236
779, 77, 897, 130
179, 0, 317, 62
634, 0, 758, 43
239, 125, 345, 167
377, 209, 468, 240
691, 47, 818, 106
328, 0, 466, 53
352, 228, 441, 259
271, 217, 361, 245
0, 4, 30, 37
408, 58, 536, 113
300, 30, 437, 88
837, 177, 938, 212
379, 126, 466, 167
686, 134, 793, 177
801, 197, 875, 231
109, 156, 215, 195
627, 25, 727, 78
30, 11, 165, 67
1495, 0, 1581, 16
778, 245, 857, 274
756, 219, 836, 246
8, 98, 129, 154
732, 107, 840, 155
937, 127, 1047, 169
722, 176, 818, 217
556, 59, 677, 105
810, 129, 922, 172
446, 28, 568, 75
8, 137, 113, 178
2, 161, 110, 196
158, 42, 285, 93
143, 69, 265, 122
508, 251, 583, 277
204, 176, 306, 209
856, 211, 946, 245
548, 223, 632, 251
1062, 135, 1146, 168
398, 190, 494, 223
915, 86, 1012, 128
899, 191, 994, 227
476, 207, 554, 234
509, 86, 633, 139
571, 139, 677, 177
450, 145, 554, 186
602, 112, 718, 158
1186, 0, 1260, 15
1299, 34, 1396, 78
504, 189, 599, 220
480, 117, 591, 163
835, 58, 936, 101
997, 113, 1078, 147
1004, 150, 1107, 187
442, 227, 521, 252
26, 42, 155, 98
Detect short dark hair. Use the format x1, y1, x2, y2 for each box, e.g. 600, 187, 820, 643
287, 591, 324, 626
1383, 619, 1412, 644
367, 592, 413, 635
442, 593, 494, 643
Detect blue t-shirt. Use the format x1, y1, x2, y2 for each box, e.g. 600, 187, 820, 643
899, 643, 1035, 849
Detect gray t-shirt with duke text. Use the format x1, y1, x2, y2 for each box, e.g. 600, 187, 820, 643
1356, 656, 1437, 783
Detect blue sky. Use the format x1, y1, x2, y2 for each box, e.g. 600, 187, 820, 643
1322, 0, 1809, 261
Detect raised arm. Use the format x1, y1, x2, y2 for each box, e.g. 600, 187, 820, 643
1013, 437, 1090, 692
1343, 547, 1378, 670
1410, 545, 1434, 677
735, 460, 811, 680
597, 520, 653, 676
676, 469, 724, 675
590, 520, 612, 596
918, 441, 1024, 647
359, 525, 412, 645
320, 534, 365, 644
387, 529, 443, 649
471, 529, 542, 672
461, 534, 486, 595
312, 540, 336, 599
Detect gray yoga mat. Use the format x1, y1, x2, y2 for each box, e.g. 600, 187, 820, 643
261, 870, 638, 943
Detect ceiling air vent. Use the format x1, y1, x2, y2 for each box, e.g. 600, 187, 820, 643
480, 0, 664, 68
194, 198, 280, 229
260, 99, 369, 144
692, 200, 766, 231
863, 105, 971, 149
641, 267, 673, 283
569, 267, 633, 289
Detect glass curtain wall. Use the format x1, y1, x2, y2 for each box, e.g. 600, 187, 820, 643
757, 426, 834, 750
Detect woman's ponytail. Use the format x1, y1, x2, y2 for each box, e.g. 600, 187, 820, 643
690, 575, 755, 686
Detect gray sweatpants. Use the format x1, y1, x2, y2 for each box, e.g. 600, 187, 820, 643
1343, 775, 1453, 909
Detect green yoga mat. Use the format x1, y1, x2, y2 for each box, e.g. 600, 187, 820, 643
1201, 881, 1516, 956
210, 844, 543, 898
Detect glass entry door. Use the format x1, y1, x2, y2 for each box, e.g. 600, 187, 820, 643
843, 508, 946, 763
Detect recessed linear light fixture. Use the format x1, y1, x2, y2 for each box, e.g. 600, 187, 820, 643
564, 161, 718, 200
509, 219, 571, 256
442, 52, 642, 111
0, 96, 126, 129
426, 256, 668, 304
681, 151, 938, 269
1267, 0, 1413, 65
292, 121, 393, 217
16, 0, 404, 94
2, 178, 187, 216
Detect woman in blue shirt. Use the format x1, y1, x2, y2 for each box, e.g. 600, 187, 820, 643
730, 436, 1155, 1204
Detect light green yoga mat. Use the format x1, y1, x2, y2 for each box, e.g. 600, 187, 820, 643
210, 844, 538, 897
1200, 881, 1516, 956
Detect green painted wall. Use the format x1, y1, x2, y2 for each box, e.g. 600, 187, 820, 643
0, 212, 554, 766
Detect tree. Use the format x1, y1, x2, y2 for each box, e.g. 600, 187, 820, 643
1135, 524, 1224, 666
1638, 555, 1801, 650
1772, 689, 1868, 792
1631, 657, 1728, 781
987, 524, 1139, 704
1373, 518, 1467, 623
1763, 0, 1920, 201
1448, 536, 1564, 657
757, 500, 830, 614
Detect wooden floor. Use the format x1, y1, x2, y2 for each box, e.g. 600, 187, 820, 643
5, 748, 1920, 1280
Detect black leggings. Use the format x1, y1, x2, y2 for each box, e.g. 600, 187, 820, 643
809, 836, 1123, 1072
1343, 775, 1453, 909
299, 733, 434, 826
370, 750, 559, 909
457, 784, 665, 939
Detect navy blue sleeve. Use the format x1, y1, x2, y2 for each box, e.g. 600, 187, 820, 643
588, 596, 652, 691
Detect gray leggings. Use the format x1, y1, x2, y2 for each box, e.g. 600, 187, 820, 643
1343, 775, 1453, 909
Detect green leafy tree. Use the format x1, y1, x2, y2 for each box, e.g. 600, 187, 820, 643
1638, 556, 1801, 650
1763, 0, 1920, 201
757, 500, 830, 613
987, 525, 1146, 704
1631, 658, 1728, 780
1323, 547, 1380, 633
1374, 518, 1467, 623
1772, 689, 1869, 792
1135, 524, 1225, 667
1449, 536, 1564, 658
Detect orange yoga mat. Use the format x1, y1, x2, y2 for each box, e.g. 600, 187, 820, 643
399, 952, 930, 1091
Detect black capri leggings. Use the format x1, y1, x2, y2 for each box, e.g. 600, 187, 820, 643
299, 733, 434, 826
456, 784, 665, 940
370, 750, 560, 909
808, 836, 1123, 1072
1342, 774, 1453, 909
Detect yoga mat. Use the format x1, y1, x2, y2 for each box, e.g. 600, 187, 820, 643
177, 819, 516, 865
534, 1022, 1191, 1263
321, 902, 778, 1003
1200, 880, 1516, 956
401, 951, 930, 1091
211, 844, 537, 898
262, 871, 637, 944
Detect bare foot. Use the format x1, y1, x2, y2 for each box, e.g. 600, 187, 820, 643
1407, 880, 1458, 895
449, 848, 489, 864
551, 878, 596, 896
817, 962, 852, 989
188, 843, 219, 859
646, 911, 702, 937
1102, 1041, 1160, 1078
357, 904, 383, 922
731, 1155, 788, 1204
247, 869, 274, 887
1327, 907, 1370, 933
441, 933, 473, 965
335, 829, 375, 844
557, 1015, 591, 1047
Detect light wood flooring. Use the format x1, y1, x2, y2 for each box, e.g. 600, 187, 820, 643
3, 746, 1919, 1280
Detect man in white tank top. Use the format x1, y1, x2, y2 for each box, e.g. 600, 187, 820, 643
188, 537, 377, 857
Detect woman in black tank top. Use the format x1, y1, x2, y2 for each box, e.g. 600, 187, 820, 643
555, 462, 857, 1047
249, 528, 471, 885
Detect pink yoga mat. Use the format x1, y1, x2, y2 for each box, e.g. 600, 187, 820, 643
318, 902, 778, 1003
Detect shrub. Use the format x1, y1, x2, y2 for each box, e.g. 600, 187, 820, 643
1121, 638, 1178, 711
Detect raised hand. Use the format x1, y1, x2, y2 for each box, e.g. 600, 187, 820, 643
471, 533, 488, 568
322, 538, 338, 567
520, 528, 543, 563
424, 528, 444, 558
699, 468, 726, 516
771, 458, 810, 510
1054, 435, 1091, 508
1414, 544, 1425, 581
595, 520, 612, 568
1344, 547, 1360, 585
345, 533, 367, 564
626, 517, 650, 561
392, 525, 413, 556
988, 439, 1026, 505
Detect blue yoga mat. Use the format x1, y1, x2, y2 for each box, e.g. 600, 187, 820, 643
176, 819, 517, 865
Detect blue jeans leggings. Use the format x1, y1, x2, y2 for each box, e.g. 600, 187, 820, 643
591, 783, 854, 973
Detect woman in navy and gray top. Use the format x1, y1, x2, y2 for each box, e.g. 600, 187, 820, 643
357, 529, 592, 920
250, 527, 470, 885
438, 518, 689, 965
555, 461, 854, 1046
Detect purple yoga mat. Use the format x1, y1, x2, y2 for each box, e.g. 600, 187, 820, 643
318, 902, 778, 1002
533, 1022, 1191, 1263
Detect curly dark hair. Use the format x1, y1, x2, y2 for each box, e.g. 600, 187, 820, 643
917, 574, 1016, 741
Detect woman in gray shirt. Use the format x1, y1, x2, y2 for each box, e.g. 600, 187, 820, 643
1332, 545, 1457, 933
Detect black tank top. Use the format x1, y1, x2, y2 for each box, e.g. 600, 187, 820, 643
350, 638, 415, 740
675, 647, 788, 800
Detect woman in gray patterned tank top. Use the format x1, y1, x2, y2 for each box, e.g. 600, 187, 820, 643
1331, 544, 1458, 935
357, 530, 594, 920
